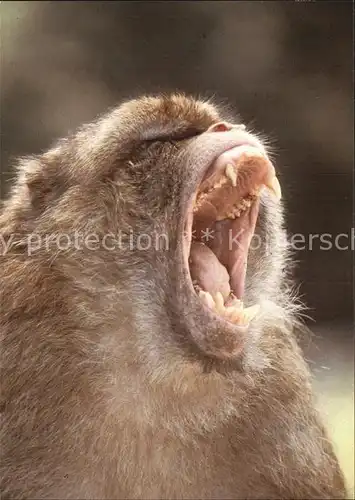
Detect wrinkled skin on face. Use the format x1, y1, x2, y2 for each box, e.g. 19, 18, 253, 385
0, 94, 346, 499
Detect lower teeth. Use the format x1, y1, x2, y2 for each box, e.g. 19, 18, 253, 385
198, 290, 259, 326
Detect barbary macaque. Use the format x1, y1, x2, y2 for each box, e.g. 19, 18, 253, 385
0, 94, 347, 499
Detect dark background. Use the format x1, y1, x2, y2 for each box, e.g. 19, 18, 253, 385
1, 1, 353, 324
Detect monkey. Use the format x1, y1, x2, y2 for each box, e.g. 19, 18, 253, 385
0, 93, 347, 499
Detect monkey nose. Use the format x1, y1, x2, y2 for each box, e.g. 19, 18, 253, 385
208, 122, 246, 133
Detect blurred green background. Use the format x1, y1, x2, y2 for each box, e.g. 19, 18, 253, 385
1, 1, 353, 495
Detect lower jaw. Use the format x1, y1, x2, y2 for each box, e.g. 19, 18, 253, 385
177, 272, 251, 361
177, 217, 258, 360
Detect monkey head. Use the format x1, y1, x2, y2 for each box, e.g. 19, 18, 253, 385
3, 94, 288, 365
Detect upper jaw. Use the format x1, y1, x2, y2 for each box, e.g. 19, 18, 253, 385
186, 128, 267, 188
182, 127, 278, 212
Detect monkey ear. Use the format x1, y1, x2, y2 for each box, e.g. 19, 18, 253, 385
16, 156, 67, 213
26, 173, 59, 212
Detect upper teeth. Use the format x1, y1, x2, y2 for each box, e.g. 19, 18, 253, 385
222, 158, 282, 201
216, 195, 256, 221
194, 154, 282, 220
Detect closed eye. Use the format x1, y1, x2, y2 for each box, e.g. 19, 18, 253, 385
142, 126, 204, 145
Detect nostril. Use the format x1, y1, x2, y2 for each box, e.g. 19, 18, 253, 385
208, 122, 231, 133
208, 122, 246, 133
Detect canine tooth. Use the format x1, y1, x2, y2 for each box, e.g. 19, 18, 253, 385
214, 292, 225, 314
225, 163, 237, 187
242, 304, 260, 324
265, 176, 282, 201
199, 290, 216, 310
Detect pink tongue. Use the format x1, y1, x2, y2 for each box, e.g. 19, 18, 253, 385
189, 242, 231, 300
191, 200, 259, 300
211, 200, 259, 299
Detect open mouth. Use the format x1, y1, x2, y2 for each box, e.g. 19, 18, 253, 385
184, 142, 281, 328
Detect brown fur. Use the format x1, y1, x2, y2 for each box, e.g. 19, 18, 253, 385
0, 94, 346, 499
